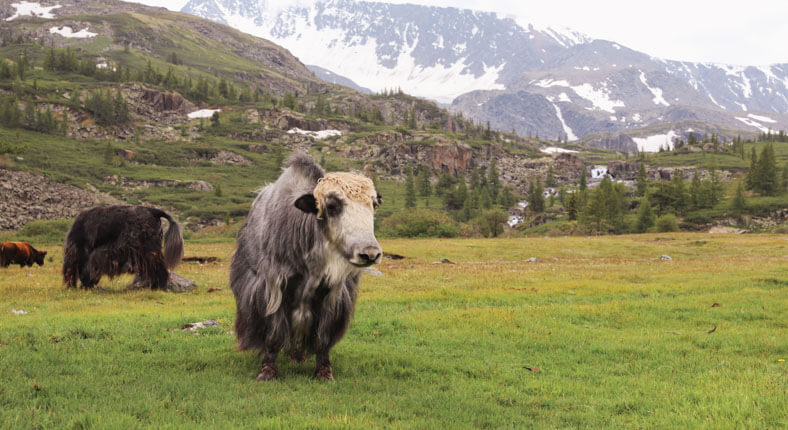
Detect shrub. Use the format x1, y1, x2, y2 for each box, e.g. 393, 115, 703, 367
473, 208, 509, 238
655, 214, 679, 232
379, 209, 458, 238
14, 218, 73, 243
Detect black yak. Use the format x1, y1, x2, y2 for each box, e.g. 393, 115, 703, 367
0, 241, 47, 267
231, 153, 382, 381
63, 205, 183, 289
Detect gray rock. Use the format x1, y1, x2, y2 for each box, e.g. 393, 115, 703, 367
660, 255, 672, 261
126, 272, 197, 292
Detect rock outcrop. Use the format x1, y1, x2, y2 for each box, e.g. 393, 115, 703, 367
0, 169, 121, 231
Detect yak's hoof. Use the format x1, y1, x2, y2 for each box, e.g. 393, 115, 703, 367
315, 366, 334, 381
256, 363, 277, 381
290, 349, 306, 363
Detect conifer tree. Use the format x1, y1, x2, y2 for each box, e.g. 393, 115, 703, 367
416, 166, 432, 197
751, 143, 778, 195
527, 178, 545, 213
579, 166, 587, 192
545, 164, 556, 188
635, 162, 648, 197
708, 160, 723, 206
488, 158, 500, 203
731, 181, 746, 217
404, 166, 416, 208
635, 193, 656, 233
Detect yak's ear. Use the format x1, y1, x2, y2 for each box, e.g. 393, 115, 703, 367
294, 193, 318, 214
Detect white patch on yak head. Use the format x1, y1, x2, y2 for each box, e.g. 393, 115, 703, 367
294, 172, 382, 268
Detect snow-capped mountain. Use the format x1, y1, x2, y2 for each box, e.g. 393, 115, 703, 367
182, 0, 788, 146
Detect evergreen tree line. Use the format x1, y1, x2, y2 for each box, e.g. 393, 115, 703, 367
403, 158, 517, 223
0, 97, 66, 134
84, 89, 129, 127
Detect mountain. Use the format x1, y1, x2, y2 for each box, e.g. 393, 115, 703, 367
181, 0, 788, 149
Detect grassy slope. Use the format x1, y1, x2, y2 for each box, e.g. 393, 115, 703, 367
0, 234, 785, 428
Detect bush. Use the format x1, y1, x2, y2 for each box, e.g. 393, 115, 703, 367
13, 218, 73, 243
473, 209, 509, 238
379, 209, 458, 238
655, 214, 679, 232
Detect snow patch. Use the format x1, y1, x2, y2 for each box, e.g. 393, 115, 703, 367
187, 109, 221, 119
287, 128, 342, 140
534, 79, 624, 113
49, 26, 97, 38
507, 215, 524, 228
747, 113, 776, 123
633, 131, 679, 152
541, 147, 577, 154
638, 70, 669, 106
549, 102, 578, 141
6, 1, 60, 20
735, 117, 770, 133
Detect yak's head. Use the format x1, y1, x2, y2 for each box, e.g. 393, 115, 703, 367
33, 249, 47, 266
295, 172, 382, 267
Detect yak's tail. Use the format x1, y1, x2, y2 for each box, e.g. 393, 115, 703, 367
149, 208, 184, 269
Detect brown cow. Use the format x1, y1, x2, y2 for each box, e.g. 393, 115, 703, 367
0, 241, 47, 268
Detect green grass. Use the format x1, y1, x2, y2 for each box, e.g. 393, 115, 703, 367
0, 234, 785, 428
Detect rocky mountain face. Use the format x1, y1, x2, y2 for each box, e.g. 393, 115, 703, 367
182, 0, 788, 149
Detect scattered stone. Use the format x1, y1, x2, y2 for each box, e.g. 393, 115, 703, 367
660, 255, 672, 261
187, 180, 214, 192
126, 272, 197, 292
11, 309, 28, 315
362, 267, 385, 277
525, 257, 539, 263
552, 257, 559, 262
182, 320, 218, 331
383, 253, 406, 260
406, 265, 415, 269
432, 258, 456, 265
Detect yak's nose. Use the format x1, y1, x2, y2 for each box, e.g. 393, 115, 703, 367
357, 246, 382, 265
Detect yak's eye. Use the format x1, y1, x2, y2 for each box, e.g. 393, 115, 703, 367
373, 193, 382, 209
324, 195, 343, 217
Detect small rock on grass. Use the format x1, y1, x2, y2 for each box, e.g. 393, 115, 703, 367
182, 320, 218, 331
660, 255, 672, 261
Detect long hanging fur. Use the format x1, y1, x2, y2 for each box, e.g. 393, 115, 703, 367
230, 153, 361, 359
62, 205, 183, 289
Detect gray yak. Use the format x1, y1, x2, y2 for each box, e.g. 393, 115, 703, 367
230, 153, 383, 381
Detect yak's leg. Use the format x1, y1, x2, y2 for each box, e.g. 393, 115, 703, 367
257, 311, 287, 381
312, 279, 359, 381
140, 251, 168, 290
257, 347, 280, 381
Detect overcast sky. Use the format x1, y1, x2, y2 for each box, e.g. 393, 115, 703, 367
128, 0, 788, 66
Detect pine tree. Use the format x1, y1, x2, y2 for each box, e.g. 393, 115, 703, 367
404, 166, 416, 208
782, 164, 788, 194
579, 166, 587, 192
751, 143, 778, 195
745, 147, 757, 190
566, 192, 579, 220
488, 158, 500, 203
708, 160, 723, 206
731, 181, 746, 217
635, 193, 656, 233
689, 168, 707, 210
545, 164, 556, 188
635, 162, 648, 197
527, 178, 545, 213
416, 166, 432, 197
671, 173, 688, 215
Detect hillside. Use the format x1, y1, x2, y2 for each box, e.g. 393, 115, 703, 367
0, 0, 549, 231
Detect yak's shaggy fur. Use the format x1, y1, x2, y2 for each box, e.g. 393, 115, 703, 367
63, 205, 183, 289
231, 153, 382, 381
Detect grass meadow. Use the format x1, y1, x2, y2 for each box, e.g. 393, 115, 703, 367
0, 234, 785, 428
